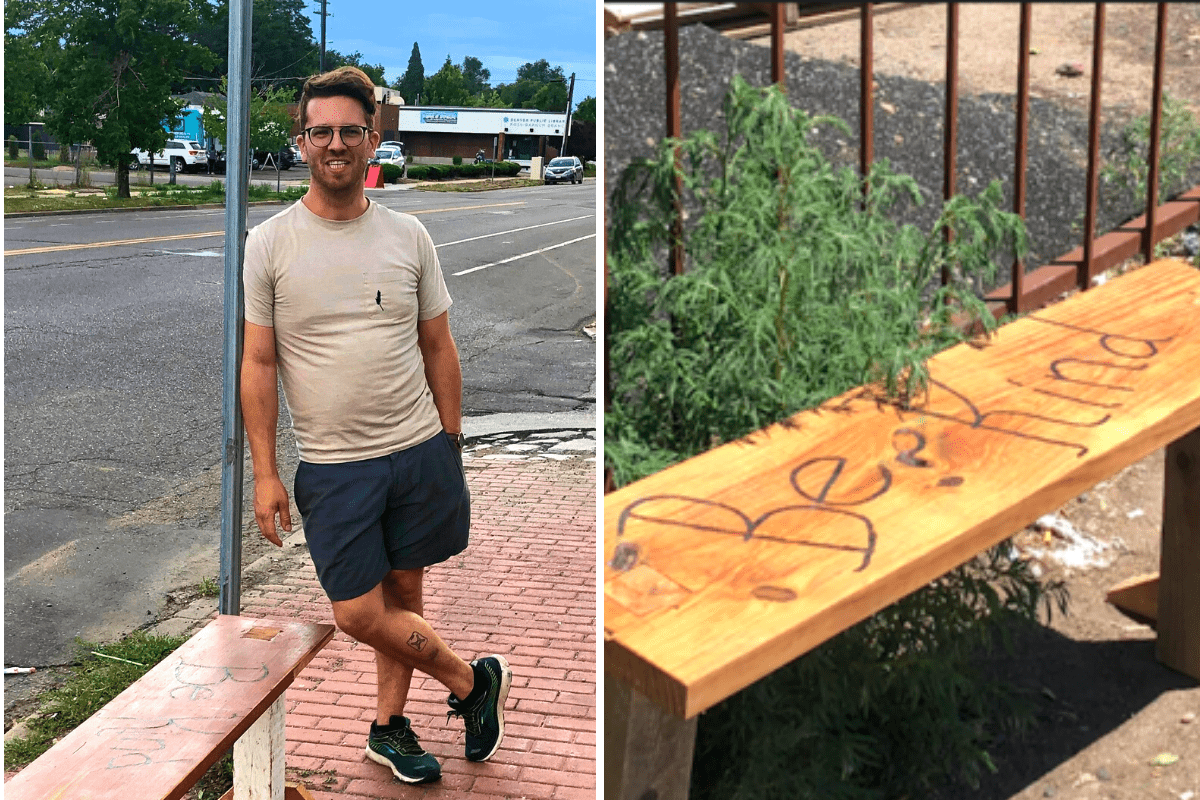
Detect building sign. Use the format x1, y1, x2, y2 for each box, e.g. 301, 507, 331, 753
420, 111, 459, 125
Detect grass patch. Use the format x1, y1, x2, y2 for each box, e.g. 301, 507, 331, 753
4, 631, 186, 770
414, 178, 544, 192
3, 181, 306, 214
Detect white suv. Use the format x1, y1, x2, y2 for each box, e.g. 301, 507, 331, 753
130, 140, 205, 173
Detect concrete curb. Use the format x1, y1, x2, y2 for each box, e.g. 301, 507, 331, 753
3, 199, 290, 219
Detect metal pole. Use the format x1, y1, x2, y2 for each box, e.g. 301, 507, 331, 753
219, 0, 254, 616
560, 73, 575, 157
319, 0, 327, 72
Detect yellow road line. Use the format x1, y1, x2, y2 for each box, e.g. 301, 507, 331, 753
6, 231, 224, 256
4, 201, 527, 256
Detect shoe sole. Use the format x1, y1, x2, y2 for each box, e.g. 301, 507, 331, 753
473, 655, 513, 762
365, 746, 441, 784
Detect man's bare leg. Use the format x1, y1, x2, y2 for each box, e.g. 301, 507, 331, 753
331, 582, 474, 700
376, 568, 423, 723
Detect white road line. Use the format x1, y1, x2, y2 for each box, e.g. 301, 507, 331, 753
452, 234, 597, 276
435, 214, 595, 248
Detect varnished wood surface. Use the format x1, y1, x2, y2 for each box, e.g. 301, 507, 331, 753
5, 615, 335, 800
604, 259, 1200, 719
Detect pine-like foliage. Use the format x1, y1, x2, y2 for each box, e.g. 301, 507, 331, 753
606, 77, 1065, 796
606, 76, 1027, 487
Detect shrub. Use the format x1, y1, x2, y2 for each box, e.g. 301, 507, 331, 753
452, 155, 463, 165
607, 75, 1052, 798
32, 136, 45, 161
8, 135, 17, 160
380, 163, 403, 183
406, 165, 430, 180
1102, 93, 1200, 202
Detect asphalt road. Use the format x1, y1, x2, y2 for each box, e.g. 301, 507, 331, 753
3, 181, 597, 668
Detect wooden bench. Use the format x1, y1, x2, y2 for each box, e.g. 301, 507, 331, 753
604, 258, 1200, 800
5, 614, 335, 800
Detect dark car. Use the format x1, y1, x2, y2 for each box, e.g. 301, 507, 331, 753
253, 147, 294, 170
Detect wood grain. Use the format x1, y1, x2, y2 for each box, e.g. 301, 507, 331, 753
5, 615, 335, 800
604, 259, 1200, 719
1157, 425, 1200, 679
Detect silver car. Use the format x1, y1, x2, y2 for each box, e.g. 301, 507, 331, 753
544, 156, 583, 185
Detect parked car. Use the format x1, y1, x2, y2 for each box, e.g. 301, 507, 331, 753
380, 140, 404, 153
129, 140, 205, 173
369, 147, 405, 168
252, 146, 294, 170
543, 155, 584, 185
210, 149, 261, 174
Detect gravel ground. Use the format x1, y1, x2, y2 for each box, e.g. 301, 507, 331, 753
604, 23, 1200, 271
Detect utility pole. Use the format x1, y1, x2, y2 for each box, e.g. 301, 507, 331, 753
560, 72, 575, 157
315, 0, 329, 72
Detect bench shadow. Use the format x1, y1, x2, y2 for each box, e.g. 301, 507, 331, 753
931, 623, 1197, 799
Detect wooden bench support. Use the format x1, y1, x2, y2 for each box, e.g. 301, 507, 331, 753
605, 674, 697, 800
1157, 426, 1200, 680
1106, 572, 1158, 628
232, 692, 286, 800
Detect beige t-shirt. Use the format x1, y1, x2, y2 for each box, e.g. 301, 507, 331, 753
243, 199, 452, 463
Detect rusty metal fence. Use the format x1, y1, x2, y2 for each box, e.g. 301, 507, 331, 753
603, 1, 1200, 491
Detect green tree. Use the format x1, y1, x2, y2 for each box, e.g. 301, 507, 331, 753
530, 82, 567, 112
189, 0, 317, 95
394, 42, 425, 104
459, 55, 490, 96
422, 56, 469, 106
572, 96, 596, 123
497, 59, 566, 109
23, 0, 214, 197
3, 1, 53, 130
201, 78, 295, 187
324, 49, 386, 85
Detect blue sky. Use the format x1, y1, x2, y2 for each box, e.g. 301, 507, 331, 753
309, 0, 598, 103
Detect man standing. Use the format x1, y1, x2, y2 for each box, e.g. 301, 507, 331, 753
240, 66, 511, 785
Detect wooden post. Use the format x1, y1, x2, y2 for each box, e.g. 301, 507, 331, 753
234, 693, 286, 800
1157, 426, 1200, 680
605, 674, 697, 800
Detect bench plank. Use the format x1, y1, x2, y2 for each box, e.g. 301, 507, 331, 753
604, 259, 1200, 719
5, 615, 335, 800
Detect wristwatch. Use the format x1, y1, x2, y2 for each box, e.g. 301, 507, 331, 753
446, 430, 466, 451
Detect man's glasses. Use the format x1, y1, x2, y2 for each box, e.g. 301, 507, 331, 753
302, 125, 371, 147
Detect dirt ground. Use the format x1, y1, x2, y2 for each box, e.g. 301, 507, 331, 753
742, 6, 1200, 799
756, 3, 1200, 123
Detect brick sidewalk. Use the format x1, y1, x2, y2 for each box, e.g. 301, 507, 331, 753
238, 457, 597, 799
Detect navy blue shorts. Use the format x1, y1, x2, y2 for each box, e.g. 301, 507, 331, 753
293, 431, 470, 602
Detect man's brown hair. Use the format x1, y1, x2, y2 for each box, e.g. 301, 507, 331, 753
298, 66, 377, 131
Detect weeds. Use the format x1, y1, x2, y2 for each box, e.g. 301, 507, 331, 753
1102, 93, 1200, 202
3, 631, 185, 770
197, 577, 219, 597
606, 76, 1058, 797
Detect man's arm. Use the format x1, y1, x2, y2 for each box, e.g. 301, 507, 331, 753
416, 311, 463, 435
241, 320, 291, 546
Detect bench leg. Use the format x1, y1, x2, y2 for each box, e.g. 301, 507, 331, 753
605, 674, 697, 800
233, 693, 286, 800
1157, 426, 1200, 681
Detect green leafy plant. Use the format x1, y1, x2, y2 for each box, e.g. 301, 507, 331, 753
197, 577, 219, 597
7, 135, 18, 160
1102, 93, 1200, 202
452, 154, 463, 165
606, 76, 1055, 797
607, 75, 1026, 487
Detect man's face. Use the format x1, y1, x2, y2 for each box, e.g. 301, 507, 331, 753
298, 94, 380, 195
